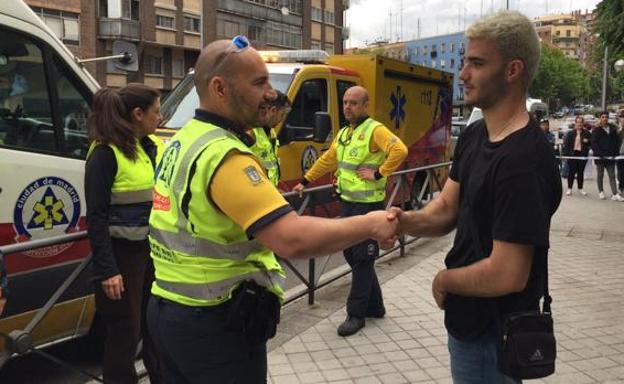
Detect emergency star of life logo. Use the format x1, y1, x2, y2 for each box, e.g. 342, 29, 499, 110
390, 85, 406, 130
301, 145, 319, 173
13, 177, 81, 258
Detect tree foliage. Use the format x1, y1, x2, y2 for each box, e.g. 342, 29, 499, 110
594, 0, 624, 58
530, 44, 591, 108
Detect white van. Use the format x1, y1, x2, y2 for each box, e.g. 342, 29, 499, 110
466, 98, 550, 126
0, 0, 100, 358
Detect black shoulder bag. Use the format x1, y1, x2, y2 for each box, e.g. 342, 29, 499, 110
468, 223, 556, 380
496, 255, 556, 379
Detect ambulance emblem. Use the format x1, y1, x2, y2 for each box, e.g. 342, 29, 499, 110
301, 146, 318, 173
13, 177, 81, 257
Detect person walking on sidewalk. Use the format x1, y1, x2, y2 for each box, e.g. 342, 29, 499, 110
591, 111, 623, 201
293, 85, 408, 337
563, 115, 591, 196
617, 120, 624, 195
383, 11, 561, 383
86, 84, 164, 384
146, 36, 398, 383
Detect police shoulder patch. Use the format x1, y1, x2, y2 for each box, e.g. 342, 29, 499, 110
244, 165, 263, 185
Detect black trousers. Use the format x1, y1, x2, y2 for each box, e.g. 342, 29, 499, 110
341, 200, 385, 318
617, 159, 624, 193
147, 296, 267, 384
94, 238, 162, 384
567, 151, 587, 190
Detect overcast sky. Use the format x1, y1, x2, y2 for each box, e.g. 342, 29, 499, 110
345, 0, 602, 48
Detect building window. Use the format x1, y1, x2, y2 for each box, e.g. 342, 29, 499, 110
450, 42, 455, 53
172, 58, 184, 77
30, 7, 80, 44
440, 59, 445, 68
311, 7, 322, 22
156, 15, 175, 29
415, 47, 420, 56
324, 10, 335, 24
311, 39, 321, 49
423, 45, 428, 55
441, 43, 445, 54
432, 44, 437, 52
431, 60, 436, 68
248, 25, 262, 40
566, 30, 571, 37
325, 42, 334, 54
184, 16, 200, 33
556, 30, 560, 36
450, 58, 455, 68
144, 54, 163, 75
121, 0, 140, 20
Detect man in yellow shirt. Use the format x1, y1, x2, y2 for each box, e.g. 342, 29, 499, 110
293, 85, 408, 336
147, 36, 399, 383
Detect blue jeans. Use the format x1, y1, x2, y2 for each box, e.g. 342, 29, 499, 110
448, 331, 521, 384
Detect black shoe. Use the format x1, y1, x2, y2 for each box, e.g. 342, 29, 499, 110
337, 316, 365, 337
366, 307, 386, 318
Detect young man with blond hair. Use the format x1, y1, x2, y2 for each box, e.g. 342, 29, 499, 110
387, 11, 561, 382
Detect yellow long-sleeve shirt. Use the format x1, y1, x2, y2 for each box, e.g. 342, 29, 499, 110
304, 120, 408, 183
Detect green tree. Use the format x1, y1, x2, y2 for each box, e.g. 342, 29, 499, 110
530, 44, 591, 109
594, 0, 624, 58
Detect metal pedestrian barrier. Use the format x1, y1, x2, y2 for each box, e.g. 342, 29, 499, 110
0, 161, 452, 379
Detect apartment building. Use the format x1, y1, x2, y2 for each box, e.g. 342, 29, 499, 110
24, 0, 346, 93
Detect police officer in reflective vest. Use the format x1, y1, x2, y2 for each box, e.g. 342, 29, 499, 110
249, 90, 291, 186
146, 36, 399, 383
85, 84, 164, 384
293, 85, 408, 337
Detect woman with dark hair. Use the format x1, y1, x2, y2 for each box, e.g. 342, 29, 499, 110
85, 83, 163, 384
563, 115, 591, 196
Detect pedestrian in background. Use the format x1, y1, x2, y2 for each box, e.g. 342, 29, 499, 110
146, 36, 398, 383
591, 111, 623, 201
617, 119, 624, 195
563, 115, 591, 196
384, 11, 561, 383
293, 85, 408, 337
250, 89, 291, 187
86, 84, 164, 384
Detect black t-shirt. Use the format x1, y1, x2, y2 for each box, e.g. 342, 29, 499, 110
445, 118, 562, 341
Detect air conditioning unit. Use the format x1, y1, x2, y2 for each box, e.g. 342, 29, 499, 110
342, 26, 350, 40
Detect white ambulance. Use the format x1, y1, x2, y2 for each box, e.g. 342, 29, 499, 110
0, 0, 100, 359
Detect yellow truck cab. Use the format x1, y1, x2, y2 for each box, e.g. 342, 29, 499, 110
0, 0, 99, 358
159, 50, 453, 206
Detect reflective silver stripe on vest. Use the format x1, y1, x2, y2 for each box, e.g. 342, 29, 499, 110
110, 189, 153, 205
150, 227, 260, 260
261, 160, 278, 169
172, 128, 232, 230
340, 189, 381, 200
337, 161, 380, 171
109, 225, 149, 241
155, 271, 285, 302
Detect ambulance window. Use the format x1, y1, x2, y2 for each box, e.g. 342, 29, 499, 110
50, 55, 91, 158
337, 80, 356, 128
284, 79, 327, 140
0, 29, 56, 153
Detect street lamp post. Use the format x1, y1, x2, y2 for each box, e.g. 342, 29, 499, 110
601, 46, 608, 111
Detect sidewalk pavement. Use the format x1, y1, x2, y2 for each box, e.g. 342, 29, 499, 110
266, 179, 624, 384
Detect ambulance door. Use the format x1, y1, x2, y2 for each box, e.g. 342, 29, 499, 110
0, 25, 93, 347
277, 76, 331, 186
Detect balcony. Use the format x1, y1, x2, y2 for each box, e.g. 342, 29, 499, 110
98, 18, 141, 41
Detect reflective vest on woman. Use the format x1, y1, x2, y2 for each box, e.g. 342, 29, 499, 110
149, 120, 285, 307
250, 127, 280, 186
335, 117, 387, 203
87, 134, 164, 240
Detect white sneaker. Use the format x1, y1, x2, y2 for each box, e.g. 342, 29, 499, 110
613, 194, 624, 202
565, 189, 572, 196
579, 190, 587, 196
599, 191, 606, 200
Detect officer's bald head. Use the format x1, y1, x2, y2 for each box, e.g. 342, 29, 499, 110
344, 85, 369, 103
194, 40, 238, 99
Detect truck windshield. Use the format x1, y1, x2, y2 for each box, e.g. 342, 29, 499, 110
160, 72, 294, 129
